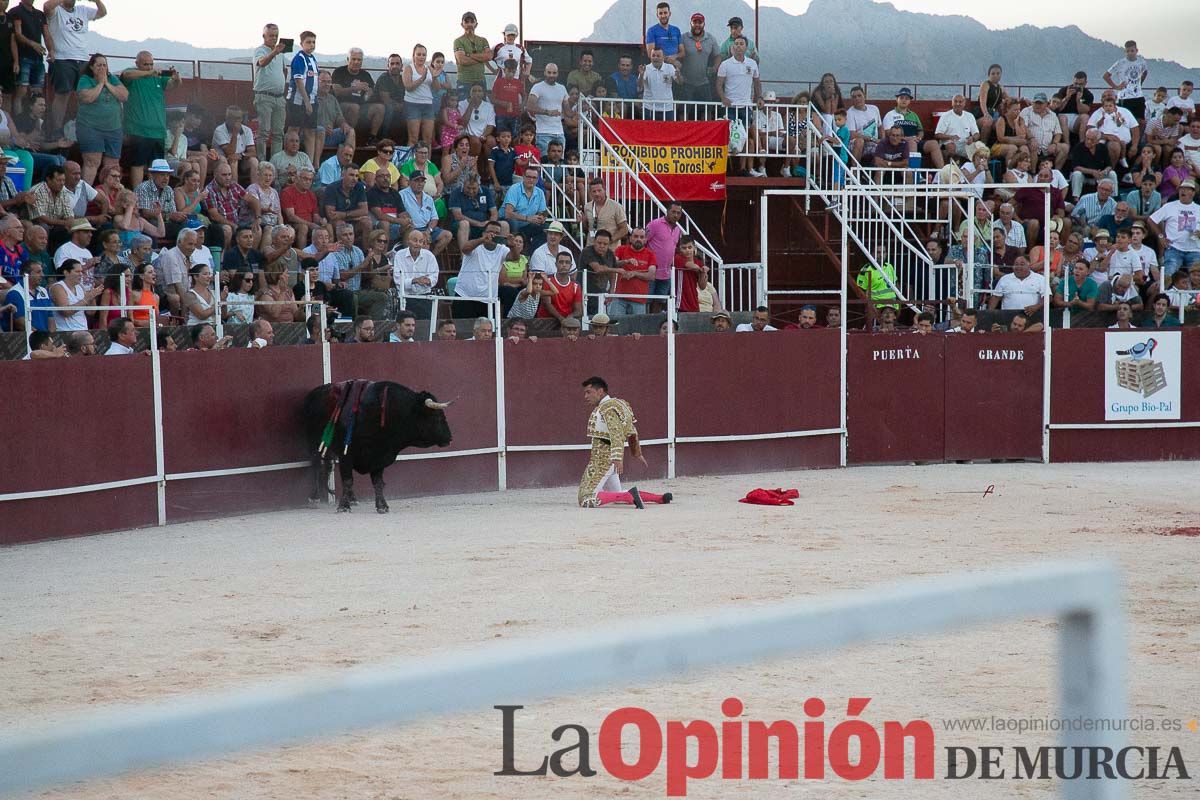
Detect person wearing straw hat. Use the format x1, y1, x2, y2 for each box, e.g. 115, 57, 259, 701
528, 219, 574, 274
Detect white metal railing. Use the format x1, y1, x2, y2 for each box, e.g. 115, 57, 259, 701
717, 262, 765, 312
0, 562, 1127, 800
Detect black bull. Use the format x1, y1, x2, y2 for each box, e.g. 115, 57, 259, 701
302, 381, 454, 513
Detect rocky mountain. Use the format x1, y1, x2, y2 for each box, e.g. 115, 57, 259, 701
587, 0, 1199, 95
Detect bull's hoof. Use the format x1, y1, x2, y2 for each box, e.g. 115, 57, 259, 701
308, 497, 321, 507
376, 503, 389, 514
336, 503, 352, 513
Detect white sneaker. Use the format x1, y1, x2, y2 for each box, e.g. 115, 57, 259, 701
780, 164, 792, 177
748, 167, 766, 177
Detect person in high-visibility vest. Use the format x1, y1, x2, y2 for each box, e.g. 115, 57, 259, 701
856, 256, 899, 310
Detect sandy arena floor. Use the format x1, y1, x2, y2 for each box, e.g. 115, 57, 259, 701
1, 461, 1198, 799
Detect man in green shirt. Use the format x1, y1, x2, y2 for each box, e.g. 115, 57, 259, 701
121, 50, 181, 187
453, 11, 490, 100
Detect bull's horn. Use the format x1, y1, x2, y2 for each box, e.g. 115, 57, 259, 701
425, 398, 452, 410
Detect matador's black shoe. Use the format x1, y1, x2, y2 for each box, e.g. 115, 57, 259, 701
629, 486, 646, 510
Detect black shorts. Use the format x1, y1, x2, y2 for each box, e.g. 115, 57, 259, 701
286, 101, 316, 130
127, 134, 165, 167
0, 56, 14, 95
1119, 97, 1146, 123
50, 59, 85, 94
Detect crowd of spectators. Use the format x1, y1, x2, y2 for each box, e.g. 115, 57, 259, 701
1, 2, 1197, 355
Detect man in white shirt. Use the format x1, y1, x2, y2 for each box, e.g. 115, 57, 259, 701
735, 305, 777, 332
843, 85, 883, 163
1020, 93, 1068, 171
1166, 81, 1195, 115
1148, 179, 1200, 280
105, 316, 137, 355
212, 105, 260, 183
528, 220, 574, 274
715, 35, 759, 174
528, 63, 568, 153
391, 227, 439, 320
1103, 40, 1149, 121
1103, 228, 1145, 286
491, 23, 533, 79
458, 82, 496, 154
455, 220, 509, 319
928, 94, 980, 169
638, 47, 679, 121
989, 257, 1046, 313
1177, 117, 1200, 174
1086, 92, 1139, 167
751, 91, 785, 177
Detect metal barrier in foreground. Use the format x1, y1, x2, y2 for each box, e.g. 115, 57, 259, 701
0, 561, 1126, 800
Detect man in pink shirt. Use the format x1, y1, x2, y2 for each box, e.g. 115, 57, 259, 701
644, 201, 683, 312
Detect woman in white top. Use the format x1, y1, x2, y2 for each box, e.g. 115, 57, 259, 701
185, 263, 227, 326
244, 162, 282, 249
50, 259, 105, 331
224, 270, 256, 325
1003, 151, 1032, 186
403, 44, 438, 149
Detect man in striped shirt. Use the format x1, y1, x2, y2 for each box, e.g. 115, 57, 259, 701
1071, 179, 1118, 233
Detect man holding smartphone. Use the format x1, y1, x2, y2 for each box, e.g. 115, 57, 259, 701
254, 23, 290, 160
121, 50, 182, 188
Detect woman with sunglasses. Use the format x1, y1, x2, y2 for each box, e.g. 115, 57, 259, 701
225, 270, 257, 325
358, 138, 401, 186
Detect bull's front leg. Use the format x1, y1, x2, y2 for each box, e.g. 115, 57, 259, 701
371, 469, 388, 514
337, 458, 355, 513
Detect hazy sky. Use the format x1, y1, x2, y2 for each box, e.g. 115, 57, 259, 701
91, 0, 1197, 68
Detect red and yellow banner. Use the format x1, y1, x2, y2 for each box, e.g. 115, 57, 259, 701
599, 119, 728, 201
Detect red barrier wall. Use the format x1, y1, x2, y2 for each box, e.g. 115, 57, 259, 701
847, 333, 946, 464
504, 336, 668, 490
944, 333, 1044, 461
675, 330, 841, 475
1049, 328, 1200, 462
1, 358, 158, 543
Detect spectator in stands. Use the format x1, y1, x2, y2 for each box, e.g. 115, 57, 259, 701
432, 318, 456, 340
609, 56, 639, 102
222, 224, 263, 275
459, 82, 496, 157
398, 141, 444, 199
390, 227, 438, 320
24, 329, 63, 357
1145, 106, 1183, 166
269, 131, 314, 190
398, 172, 450, 255
70, 53, 125, 184
184, 263, 226, 326
1051, 71, 1093, 143
504, 317, 537, 343
65, 330, 96, 355
1097, 270, 1143, 320
1109, 300, 1136, 329
449, 172, 500, 249
352, 228, 391, 319
190, 322, 232, 350
135, 158, 182, 240
0, 158, 28, 216
1145, 86, 1169, 127
120, 50, 179, 188
872, 125, 911, 177
60, 160, 105, 226
205, 161, 245, 251
323, 163, 374, 248
1021, 93, 1068, 171
883, 87, 923, 150
13, 94, 70, 178
609, 226, 656, 316
948, 307, 977, 333
45, 0, 105, 135
720, 16, 757, 62
53, 218, 96, 285
466, 316, 494, 341
1148, 179, 1200, 280
1072, 178, 1118, 234
212, 105, 259, 184
11, 0, 49, 117
989, 256, 1046, 314
401, 44, 437, 148
1015, 158, 1069, 248
366, 169, 407, 243
736, 305, 775, 332
503, 165, 548, 249
526, 219, 570, 275
645, 3, 682, 62
974, 64, 1007, 143
50, 257, 101, 330
442, 134, 478, 195
566, 50, 602, 96
451, 11, 489, 102
505, 269, 545, 320
1086, 91, 1139, 168
487, 127, 518, 192
1126, 145, 1161, 195
323, 221, 366, 307
1141, 293, 1180, 327
809, 73, 843, 127
252, 24, 288, 160
223, 269, 255, 324
579, 228, 619, 310
843, 85, 882, 164
1096, 201, 1135, 242
990, 97, 1028, 170
127, 263, 159, 328
579, 178, 630, 245
1053, 258, 1098, 313
1160, 148, 1192, 203
994, 202, 1027, 253
157, 227, 199, 316
1167, 81, 1195, 115
371, 53, 406, 141
528, 63, 568, 154
332, 48, 383, 144
717, 36, 759, 174
246, 318, 274, 347
105, 315, 136, 354
496, 231, 529, 314
315, 142, 354, 191
488, 59, 525, 142
95, 227, 127, 277
281, 166, 323, 248
27, 168, 71, 254
258, 260, 302, 324
639, 47, 679, 122
645, 202, 683, 310
1103, 40, 1148, 122
679, 13, 718, 103
1069, 128, 1117, 200
2, 260, 50, 332
749, 91, 786, 176
708, 310, 731, 331
1179, 118, 1200, 175
285, 31, 319, 163
538, 249, 582, 327
245, 162, 282, 248
452, 219, 507, 319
